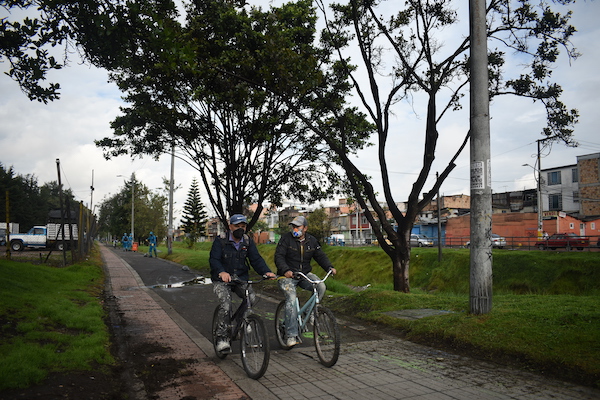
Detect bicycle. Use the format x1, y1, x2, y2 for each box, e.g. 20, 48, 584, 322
211, 275, 270, 379
274, 270, 340, 367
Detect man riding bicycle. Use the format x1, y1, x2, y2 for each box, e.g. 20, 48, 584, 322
210, 214, 276, 352
275, 216, 337, 347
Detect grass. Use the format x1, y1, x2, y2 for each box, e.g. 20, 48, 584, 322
0, 247, 114, 390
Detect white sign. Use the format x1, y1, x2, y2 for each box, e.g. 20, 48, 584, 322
471, 161, 485, 189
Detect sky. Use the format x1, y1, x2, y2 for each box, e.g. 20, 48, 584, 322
1, 0, 599, 227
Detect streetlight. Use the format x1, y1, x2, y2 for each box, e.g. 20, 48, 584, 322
117, 173, 135, 241
523, 163, 542, 238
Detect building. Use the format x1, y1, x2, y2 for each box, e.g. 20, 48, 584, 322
577, 153, 600, 217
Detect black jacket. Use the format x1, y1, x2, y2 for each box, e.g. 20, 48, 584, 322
209, 232, 271, 281
275, 232, 333, 276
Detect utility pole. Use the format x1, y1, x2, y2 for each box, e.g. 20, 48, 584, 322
56, 159, 67, 267
469, 0, 493, 315
168, 143, 175, 255
436, 172, 442, 262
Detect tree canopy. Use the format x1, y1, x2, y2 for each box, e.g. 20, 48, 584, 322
95, 0, 373, 230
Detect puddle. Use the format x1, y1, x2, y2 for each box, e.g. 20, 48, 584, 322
148, 276, 212, 289
384, 309, 454, 320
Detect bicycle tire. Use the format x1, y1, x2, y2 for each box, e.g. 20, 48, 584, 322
211, 306, 228, 359
313, 305, 340, 367
241, 314, 270, 379
274, 300, 293, 350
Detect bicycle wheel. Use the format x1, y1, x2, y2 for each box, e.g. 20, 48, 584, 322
241, 314, 270, 379
211, 306, 228, 359
274, 301, 292, 350
313, 306, 340, 367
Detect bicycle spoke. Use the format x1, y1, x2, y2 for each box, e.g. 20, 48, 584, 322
241, 315, 270, 379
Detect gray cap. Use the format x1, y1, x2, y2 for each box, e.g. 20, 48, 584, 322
229, 214, 247, 225
289, 216, 308, 227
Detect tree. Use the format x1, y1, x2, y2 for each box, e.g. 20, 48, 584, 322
1, 0, 177, 103
307, 207, 331, 243
265, 0, 579, 292
0, 163, 78, 231
179, 178, 208, 247
95, 0, 369, 231
96, 175, 167, 243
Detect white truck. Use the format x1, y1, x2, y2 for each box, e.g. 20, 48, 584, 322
9, 223, 79, 251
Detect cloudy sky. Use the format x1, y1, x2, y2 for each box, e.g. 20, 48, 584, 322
1, 0, 599, 226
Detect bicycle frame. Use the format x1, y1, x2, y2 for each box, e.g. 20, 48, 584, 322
226, 277, 262, 339
294, 270, 333, 331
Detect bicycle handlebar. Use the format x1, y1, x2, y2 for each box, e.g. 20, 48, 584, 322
293, 269, 333, 284
228, 275, 273, 285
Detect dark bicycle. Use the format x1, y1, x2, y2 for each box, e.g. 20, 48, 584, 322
211, 275, 270, 379
275, 270, 340, 367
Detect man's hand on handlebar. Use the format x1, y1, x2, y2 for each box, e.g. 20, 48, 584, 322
264, 272, 276, 279
218, 271, 232, 283
284, 270, 295, 279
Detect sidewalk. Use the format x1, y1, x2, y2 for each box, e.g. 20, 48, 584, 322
101, 245, 253, 399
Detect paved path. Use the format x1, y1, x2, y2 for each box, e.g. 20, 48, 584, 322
101, 246, 600, 400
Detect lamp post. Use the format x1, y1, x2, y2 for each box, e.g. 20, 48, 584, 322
117, 173, 135, 241
523, 163, 542, 238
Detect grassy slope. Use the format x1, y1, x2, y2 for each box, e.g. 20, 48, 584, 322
0, 248, 113, 390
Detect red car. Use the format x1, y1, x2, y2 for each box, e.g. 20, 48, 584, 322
536, 233, 590, 250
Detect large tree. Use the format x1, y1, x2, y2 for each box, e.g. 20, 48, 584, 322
95, 0, 371, 230
251, 0, 579, 292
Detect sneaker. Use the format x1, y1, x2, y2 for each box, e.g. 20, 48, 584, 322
216, 340, 231, 352
286, 336, 301, 347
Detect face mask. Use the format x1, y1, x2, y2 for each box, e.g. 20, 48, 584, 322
292, 228, 303, 238
233, 228, 245, 239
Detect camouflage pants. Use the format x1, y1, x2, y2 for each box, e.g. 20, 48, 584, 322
212, 281, 256, 339
278, 273, 325, 338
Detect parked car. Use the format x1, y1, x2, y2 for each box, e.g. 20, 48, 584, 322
410, 234, 434, 247
536, 233, 590, 250
0, 228, 5, 246
465, 233, 507, 249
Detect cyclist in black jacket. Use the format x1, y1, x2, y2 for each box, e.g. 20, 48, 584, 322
275, 215, 336, 347
210, 214, 275, 352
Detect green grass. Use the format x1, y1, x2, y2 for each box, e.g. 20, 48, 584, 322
0, 248, 114, 390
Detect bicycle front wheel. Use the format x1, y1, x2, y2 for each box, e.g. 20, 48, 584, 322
211, 306, 228, 359
274, 301, 292, 350
241, 314, 270, 379
313, 306, 340, 367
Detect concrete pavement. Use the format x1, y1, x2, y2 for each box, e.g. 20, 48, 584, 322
100, 245, 600, 400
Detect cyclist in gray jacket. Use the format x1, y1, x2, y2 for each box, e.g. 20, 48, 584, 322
275, 215, 336, 347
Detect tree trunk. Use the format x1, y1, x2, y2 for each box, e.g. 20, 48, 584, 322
392, 247, 410, 293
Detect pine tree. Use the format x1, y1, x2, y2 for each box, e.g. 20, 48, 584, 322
180, 178, 208, 246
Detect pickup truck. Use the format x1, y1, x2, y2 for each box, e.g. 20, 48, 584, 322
536, 233, 590, 250
9, 224, 78, 251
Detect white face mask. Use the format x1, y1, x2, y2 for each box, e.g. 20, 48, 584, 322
292, 227, 304, 238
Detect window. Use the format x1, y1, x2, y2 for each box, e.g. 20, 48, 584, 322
548, 171, 562, 185
573, 191, 579, 203
572, 168, 578, 183
592, 223, 596, 230
570, 223, 574, 229
548, 194, 562, 211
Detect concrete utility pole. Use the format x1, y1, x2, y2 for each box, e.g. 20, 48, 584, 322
469, 0, 493, 315
168, 143, 175, 255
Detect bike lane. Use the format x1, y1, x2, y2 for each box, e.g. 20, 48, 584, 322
105, 245, 600, 400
